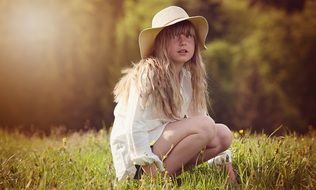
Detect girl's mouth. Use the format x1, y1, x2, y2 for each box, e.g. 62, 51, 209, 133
178, 49, 188, 53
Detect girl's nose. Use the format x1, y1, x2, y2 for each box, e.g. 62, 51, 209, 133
179, 34, 187, 45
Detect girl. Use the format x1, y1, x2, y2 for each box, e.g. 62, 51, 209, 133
110, 6, 236, 182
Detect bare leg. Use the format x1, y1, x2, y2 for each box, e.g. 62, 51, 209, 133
183, 123, 236, 182
151, 115, 218, 176
185, 123, 233, 167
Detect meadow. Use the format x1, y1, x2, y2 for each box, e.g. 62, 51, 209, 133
0, 129, 315, 190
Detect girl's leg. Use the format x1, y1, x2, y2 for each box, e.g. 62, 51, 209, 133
181, 123, 236, 182
152, 115, 220, 176
185, 123, 233, 167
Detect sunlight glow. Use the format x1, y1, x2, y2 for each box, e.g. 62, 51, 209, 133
7, 3, 59, 43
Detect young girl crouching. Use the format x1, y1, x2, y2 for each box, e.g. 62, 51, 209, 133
110, 6, 236, 182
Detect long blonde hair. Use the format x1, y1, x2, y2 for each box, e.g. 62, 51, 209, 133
114, 21, 209, 120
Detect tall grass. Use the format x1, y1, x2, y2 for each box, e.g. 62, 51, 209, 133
0, 129, 315, 189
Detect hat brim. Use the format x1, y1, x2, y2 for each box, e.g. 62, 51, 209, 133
139, 16, 208, 58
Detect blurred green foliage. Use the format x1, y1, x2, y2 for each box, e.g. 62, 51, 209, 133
203, 0, 316, 133
0, 0, 315, 133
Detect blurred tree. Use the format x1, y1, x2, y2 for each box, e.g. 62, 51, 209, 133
0, 0, 123, 132
249, 0, 305, 13
0, 0, 314, 134
204, 0, 316, 133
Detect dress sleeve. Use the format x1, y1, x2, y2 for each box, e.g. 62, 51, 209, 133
125, 80, 165, 171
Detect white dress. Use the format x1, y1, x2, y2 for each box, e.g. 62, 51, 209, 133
110, 68, 194, 180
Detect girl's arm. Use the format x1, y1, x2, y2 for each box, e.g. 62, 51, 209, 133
125, 80, 164, 172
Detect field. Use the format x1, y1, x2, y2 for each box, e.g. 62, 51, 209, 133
0, 129, 315, 190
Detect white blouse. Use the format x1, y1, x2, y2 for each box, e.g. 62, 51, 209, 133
110, 68, 194, 180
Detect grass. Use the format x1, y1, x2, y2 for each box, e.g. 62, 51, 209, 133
0, 129, 315, 189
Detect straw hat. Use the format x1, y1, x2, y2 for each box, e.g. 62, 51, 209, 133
139, 6, 209, 58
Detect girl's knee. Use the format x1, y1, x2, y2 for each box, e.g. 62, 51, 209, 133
216, 124, 233, 149
195, 115, 216, 140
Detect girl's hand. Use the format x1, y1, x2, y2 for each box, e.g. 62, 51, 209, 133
142, 163, 159, 177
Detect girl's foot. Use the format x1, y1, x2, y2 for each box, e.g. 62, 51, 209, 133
207, 150, 240, 184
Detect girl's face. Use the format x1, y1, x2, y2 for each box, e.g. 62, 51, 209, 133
154, 21, 197, 65
167, 33, 195, 65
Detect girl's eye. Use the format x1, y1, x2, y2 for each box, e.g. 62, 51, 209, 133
172, 34, 179, 39
171, 33, 193, 40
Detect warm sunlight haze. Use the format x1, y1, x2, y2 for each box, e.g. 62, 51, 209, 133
3, 2, 62, 54
0, 0, 315, 189
10, 6, 56, 41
